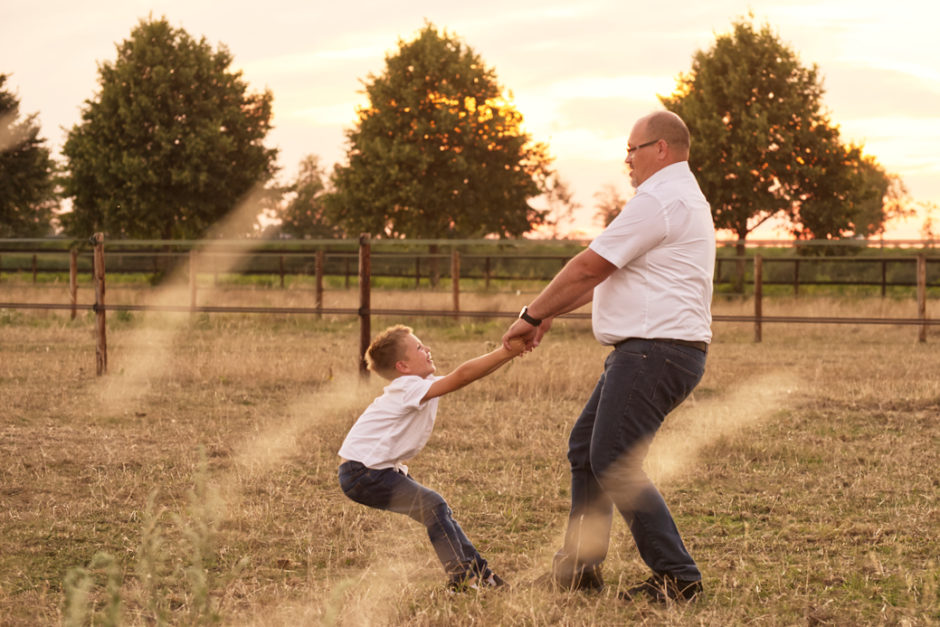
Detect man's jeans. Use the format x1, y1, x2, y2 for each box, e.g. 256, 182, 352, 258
338, 461, 488, 581
554, 338, 705, 584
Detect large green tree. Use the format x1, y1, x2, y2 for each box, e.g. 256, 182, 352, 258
326, 23, 552, 239
0, 74, 57, 237
61, 17, 277, 239
661, 17, 898, 251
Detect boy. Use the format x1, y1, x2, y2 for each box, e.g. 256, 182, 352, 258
338, 325, 524, 591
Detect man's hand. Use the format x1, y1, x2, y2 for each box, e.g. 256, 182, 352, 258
502, 316, 549, 352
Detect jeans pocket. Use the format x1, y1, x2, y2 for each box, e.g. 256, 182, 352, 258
653, 358, 703, 414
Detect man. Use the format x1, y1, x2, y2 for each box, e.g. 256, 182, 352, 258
502, 110, 715, 603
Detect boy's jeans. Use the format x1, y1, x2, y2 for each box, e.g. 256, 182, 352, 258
338, 461, 488, 582
554, 338, 705, 585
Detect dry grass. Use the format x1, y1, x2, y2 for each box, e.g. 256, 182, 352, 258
0, 285, 938, 625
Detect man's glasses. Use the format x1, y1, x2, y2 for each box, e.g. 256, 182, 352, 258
626, 139, 661, 156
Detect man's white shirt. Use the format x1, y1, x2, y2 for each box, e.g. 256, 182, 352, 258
589, 161, 716, 345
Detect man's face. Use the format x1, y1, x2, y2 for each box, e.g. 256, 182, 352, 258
396, 333, 436, 378
624, 119, 662, 188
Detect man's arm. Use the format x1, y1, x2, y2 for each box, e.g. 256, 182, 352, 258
503, 248, 616, 349
422, 339, 525, 402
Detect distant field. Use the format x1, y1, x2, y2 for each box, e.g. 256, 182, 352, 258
0, 290, 937, 625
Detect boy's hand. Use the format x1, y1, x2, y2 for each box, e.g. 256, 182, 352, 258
505, 336, 527, 356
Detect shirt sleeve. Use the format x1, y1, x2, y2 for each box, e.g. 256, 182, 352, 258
396, 375, 439, 410
590, 192, 668, 268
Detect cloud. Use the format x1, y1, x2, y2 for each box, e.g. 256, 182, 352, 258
240, 46, 389, 78
823, 66, 940, 119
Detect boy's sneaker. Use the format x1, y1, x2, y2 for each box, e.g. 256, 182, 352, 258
446, 574, 479, 593
446, 571, 509, 593
618, 574, 703, 603
481, 572, 508, 589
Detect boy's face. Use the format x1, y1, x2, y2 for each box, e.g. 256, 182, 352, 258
395, 333, 436, 378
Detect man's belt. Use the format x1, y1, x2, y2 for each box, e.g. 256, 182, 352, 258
614, 337, 708, 353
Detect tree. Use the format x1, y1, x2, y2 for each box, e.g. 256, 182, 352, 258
660, 17, 899, 257
275, 155, 344, 239
60, 17, 277, 240
793, 143, 905, 243
541, 175, 581, 239
326, 23, 553, 240
593, 183, 628, 228
0, 74, 57, 237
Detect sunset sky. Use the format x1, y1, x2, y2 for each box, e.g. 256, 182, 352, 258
3, 0, 938, 239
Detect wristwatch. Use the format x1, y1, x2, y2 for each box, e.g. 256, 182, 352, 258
518, 305, 542, 327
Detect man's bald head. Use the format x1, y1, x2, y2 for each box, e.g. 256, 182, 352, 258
639, 111, 691, 160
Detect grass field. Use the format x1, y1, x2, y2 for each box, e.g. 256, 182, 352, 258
0, 285, 938, 625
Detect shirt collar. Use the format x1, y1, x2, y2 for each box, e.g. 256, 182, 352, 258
636, 161, 691, 192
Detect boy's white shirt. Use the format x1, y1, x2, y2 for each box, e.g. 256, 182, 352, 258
338, 374, 443, 474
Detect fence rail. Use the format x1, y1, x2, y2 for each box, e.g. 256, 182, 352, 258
3, 245, 940, 293
0, 235, 934, 375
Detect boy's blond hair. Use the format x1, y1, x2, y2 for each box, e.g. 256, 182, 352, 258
365, 324, 414, 379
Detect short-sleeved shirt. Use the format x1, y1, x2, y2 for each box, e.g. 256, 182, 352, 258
589, 161, 715, 345
337, 374, 442, 471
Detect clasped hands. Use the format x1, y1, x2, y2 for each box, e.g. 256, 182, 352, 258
502, 316, 553, 355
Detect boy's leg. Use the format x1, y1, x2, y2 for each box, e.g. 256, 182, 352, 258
339, 461, 482, 580
553, 373, 614, 590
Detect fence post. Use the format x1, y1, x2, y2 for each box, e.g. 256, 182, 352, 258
415, 256, 421, 288
881, 260, 888, 298
345, 257, 351, 289
315, 249, 324, 318
359, 234, 371, 378
754, 254, 763, 343
93, 233, 107, 375
793, 259, 800, 297
484, 256, 491, 290
451, 249, 460, 321
69, 248, 78, 320
279, 255, 285, 288
917, 254, 927, 343
189, 249, 197, 314
32, 254, 37, 283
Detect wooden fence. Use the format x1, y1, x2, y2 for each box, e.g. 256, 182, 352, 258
0, 234, 936, 376
3, 239, 940, 293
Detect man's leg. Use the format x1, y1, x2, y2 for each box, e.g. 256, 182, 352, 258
588, 340, 705, 583
553, 373, 613, 590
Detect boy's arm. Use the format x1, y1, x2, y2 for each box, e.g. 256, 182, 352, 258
421, 339, 525, 402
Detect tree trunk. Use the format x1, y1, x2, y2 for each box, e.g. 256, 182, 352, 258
733, 230, 747, 293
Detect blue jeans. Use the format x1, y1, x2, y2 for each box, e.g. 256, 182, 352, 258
554, 338, 705, 583
338, 461, 489, 582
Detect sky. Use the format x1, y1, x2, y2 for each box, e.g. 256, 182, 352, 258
3, 0, 939, 240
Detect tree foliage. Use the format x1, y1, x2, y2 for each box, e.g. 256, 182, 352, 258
60, 17, 277, 239
794, 143, 905, 241
275, 155, 344, 239
0, 74, 57, 237
326, 23, 552, 239
661, 17, 898, 245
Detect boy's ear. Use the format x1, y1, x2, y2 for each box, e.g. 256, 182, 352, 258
395, 360, 410, 374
